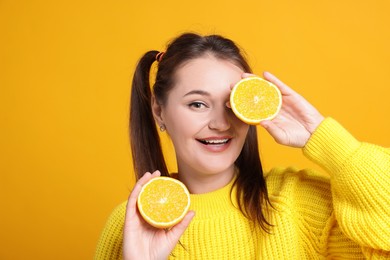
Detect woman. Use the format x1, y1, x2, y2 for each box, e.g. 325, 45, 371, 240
95, 33, 389, 259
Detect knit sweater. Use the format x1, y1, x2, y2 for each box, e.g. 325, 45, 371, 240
95, 118, 390, 259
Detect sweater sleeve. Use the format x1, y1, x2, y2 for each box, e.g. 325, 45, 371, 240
94, 202, 127, 260
302, 118, 390, 255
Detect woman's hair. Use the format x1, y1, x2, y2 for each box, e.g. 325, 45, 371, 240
130, 33, 272, 231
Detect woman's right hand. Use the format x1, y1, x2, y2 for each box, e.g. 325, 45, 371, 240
123, 170, 195, 260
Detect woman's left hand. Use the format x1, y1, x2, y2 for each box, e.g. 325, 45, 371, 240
249, 72, 325, 148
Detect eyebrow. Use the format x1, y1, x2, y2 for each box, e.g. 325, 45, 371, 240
183, 90, 211, 97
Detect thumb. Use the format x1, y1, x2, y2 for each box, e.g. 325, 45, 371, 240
260, 120, 287, 145
165, 211, 195, 246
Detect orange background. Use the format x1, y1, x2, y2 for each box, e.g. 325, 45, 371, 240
1, 0, 389, 259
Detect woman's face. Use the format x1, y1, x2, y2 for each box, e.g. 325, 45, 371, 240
156, 55, 249, 180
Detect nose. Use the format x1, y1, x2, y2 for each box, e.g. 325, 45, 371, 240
208, 106, 231, 131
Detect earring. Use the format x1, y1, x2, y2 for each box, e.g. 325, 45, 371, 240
159, 124, 166, 132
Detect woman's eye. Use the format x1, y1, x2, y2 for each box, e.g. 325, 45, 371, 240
189, 102, 207, 109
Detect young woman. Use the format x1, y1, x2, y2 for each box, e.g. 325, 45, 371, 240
95, 33, 390, 259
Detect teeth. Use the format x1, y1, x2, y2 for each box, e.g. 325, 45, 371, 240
201, 139, 229, 144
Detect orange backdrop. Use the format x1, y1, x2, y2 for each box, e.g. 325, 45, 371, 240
1, 0, 389, 259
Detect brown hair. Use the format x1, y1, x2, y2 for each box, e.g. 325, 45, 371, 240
130, 33, 272, 231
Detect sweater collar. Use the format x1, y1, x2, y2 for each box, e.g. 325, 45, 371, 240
188, 176, 239, 220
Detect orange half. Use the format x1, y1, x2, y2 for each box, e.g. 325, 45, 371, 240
137, 177, 191, 229
230, 77, 282, 125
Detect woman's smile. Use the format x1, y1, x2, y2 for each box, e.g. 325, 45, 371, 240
196, 136, 233, 152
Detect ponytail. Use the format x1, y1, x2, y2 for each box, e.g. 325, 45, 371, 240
130, 51, 169, 180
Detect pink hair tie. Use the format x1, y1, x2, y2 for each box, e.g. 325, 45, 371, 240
155, 52, 165, 62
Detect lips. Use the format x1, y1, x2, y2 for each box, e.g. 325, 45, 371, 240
196, 138, 231, 145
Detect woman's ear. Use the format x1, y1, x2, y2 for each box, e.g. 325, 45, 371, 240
151, 95, 164, 126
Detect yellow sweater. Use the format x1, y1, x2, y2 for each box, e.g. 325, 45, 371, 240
95, 118, 390, 259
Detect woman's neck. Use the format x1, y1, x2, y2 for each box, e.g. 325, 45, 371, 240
175, 166, 236, 194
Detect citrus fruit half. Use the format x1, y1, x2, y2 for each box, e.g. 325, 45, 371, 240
137, 176, 191, 229
230, 77, 282, 125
